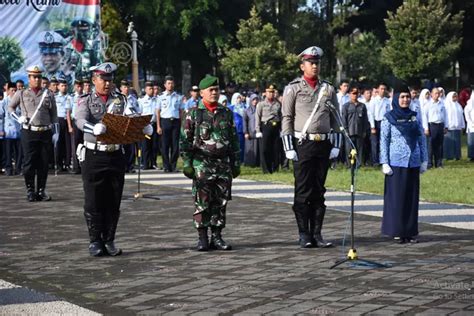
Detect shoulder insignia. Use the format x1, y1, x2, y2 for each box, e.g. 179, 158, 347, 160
79, 93, 91, 98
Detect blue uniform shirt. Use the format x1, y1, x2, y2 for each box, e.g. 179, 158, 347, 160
138, 94, 157, 122
184, 97, 199, 111
0, 97, 22, 139
156, 91, 184, 119
422, 99, 447, 130
55, 93, 72, 118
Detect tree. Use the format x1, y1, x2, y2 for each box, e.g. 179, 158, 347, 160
382, 0, 463, 81
335, 31, 391, 84
220, 7, 299, 89
0, 37, 24, 82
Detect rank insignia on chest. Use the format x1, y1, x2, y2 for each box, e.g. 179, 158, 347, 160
114, 98, 121, 105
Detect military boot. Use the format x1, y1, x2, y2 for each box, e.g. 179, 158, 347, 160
310, 207, 333, 248
196, 228, 209, 251
85, 215, 104, 257
210, 227, 232, 250
36, 188, 52, 201
25, 178, 36, 202
294, 203, 312, 248
103, 213, 122, 256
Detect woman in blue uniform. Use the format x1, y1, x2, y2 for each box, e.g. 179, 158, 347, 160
380, 85, 428, 244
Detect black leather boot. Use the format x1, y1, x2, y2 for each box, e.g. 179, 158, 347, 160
210, 227, 232, 250
85, 214, 104, 257
294, 203, 312, 248
197, 228, 209, 251
36, 188, 52, 201
103, 212, 122, 256
25, 179, 36, 202
311, 207, 333, 248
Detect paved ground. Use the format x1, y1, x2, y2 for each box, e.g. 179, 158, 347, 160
1, 171, 474, 315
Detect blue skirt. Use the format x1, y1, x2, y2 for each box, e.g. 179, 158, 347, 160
468, 133, 474, 159
382, 166, 420, 238
443, 130, 461, 160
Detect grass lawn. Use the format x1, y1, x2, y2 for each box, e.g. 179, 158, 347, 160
240, 135, 474, 205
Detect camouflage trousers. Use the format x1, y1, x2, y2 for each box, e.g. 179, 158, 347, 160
191, 156, 233, 229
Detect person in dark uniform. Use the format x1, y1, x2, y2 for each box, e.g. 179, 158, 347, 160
281, 46, 342, 248
9, 65, 58, 201
255, 85, 282, 173
76, 62, 153, 256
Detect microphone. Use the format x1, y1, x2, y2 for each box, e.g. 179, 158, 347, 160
325, 100, 338, 112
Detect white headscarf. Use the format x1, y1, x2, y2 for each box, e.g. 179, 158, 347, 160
465, 91, 474, 133
438, 87, 446, 101
231, 92, 242, 106
444, 92, 465, 130
218, 95, 228, 105
419, 88, 431, 111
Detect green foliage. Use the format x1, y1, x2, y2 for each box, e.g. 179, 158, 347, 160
335, 31, 391, 84
220, 7, 299, 89
0, 37, 24, 80
382, 0, 463, 81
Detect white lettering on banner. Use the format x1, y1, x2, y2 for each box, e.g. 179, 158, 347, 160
0, 0, 61, 11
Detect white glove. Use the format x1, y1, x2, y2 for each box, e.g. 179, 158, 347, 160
255, 132, 263, 138
143, 124, 153, 136
285, 150, 298, 161
93, 123, 107, 136
329, 148, 340, 160
18, 116, 28, 124
420, 161, 428, 174
382, 163, 393, 176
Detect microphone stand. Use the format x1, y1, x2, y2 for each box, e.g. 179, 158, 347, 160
326, 102, 387, 269
133, 138, 161, 201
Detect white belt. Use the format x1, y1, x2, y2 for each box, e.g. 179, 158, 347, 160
84, 141, 122, 152
22, 124, 51, 132
294, 131, 329, 141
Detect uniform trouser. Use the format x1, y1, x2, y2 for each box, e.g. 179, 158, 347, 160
124, 143, 136, 171
345, 135, 364, 168
370, 120, 382, 165
71, 122, 84, 171
293, 139, 332, 236
57, 117, 71, 168
140, 137, 153, 169
21, 129, 52, 191
161, 118, 180, 171
4, 138, 22, 173
192, 156, 232, 229
152, 125, 160, 166
82, 148, 125, 243
0, 139, 5, 169
260, 123, 281, 173
429, 123, 444, 167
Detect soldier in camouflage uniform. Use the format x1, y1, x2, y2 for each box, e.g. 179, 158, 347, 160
180, 75, 241, 251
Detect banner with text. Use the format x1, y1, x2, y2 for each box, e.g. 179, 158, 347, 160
0, 0, 104, 85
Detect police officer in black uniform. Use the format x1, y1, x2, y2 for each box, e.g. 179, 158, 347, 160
9, 65, 58, 202
76, 62, 153, 256
281, 46, 342, 248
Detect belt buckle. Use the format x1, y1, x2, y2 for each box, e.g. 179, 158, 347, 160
272, 121, 277, 127
106, 145, 115, 152
314, 134, 321, 141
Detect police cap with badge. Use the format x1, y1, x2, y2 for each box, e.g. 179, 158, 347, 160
38, 31, 65, 55
26, 65, 44, 77
90, 62, 117, 81
71, 17, 93, 30
298, 46, 324, 63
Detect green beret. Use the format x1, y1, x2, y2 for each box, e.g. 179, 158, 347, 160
199, 75, 219, 90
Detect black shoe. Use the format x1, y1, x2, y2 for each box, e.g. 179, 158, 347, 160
393, 237, 405, 244
27, 191, 36, 202
210, 229, 232, 250
299, 233, 313, 248
405, 237, 419, 244
104, 241, 122, 256
197, 228, 209, 251
36, 189, 51, 201
89, 242, 104, 257
312, 234, 333, 248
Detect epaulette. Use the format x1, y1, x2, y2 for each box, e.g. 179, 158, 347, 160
79, 93, 91, 98
322, 79, 333, 86
289, 77, 302, 85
